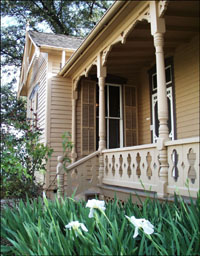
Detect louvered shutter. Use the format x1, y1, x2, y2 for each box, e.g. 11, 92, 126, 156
124, 86, 138, 146
81, 79, 96, 155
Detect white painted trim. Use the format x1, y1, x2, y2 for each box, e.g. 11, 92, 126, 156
67, 150, 100, 171
165, 137, 199, 146
106, 83, 123, 149
102, 143, 156, 153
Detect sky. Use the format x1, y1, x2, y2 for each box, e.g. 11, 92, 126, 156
1, 16, 52, 92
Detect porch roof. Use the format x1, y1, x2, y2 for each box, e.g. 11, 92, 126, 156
59, 1, 199, 81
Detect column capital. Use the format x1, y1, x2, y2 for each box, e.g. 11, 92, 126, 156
150, 1, 166, 36
153, 32, 164, 49
97, 53, 107, 78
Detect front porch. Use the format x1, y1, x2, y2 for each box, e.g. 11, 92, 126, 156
56, 1, 199, 201
56, 137, 199, 201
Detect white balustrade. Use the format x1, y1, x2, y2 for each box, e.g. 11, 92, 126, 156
56, 138, 199, 199
166, 137, 199, 198
102, 144, 159, 192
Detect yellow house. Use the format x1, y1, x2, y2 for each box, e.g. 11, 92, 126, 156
18, 1, 199, 201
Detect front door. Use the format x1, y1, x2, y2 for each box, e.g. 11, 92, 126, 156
96, 84, 123, 149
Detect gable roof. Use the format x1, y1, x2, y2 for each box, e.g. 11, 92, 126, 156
28, 30, 84, 50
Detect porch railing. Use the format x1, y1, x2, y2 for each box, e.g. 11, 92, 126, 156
102, 137, 199, 198
166, 137, 199, 198
102, 144, 159, 192
57, 151, 100, 198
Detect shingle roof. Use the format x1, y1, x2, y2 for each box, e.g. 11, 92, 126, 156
28, 31, 84, 50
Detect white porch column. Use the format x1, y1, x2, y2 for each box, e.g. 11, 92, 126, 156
97, 53, 107, 151
71, 86, 78, 163
97, 53, 107, 195
150, 1, 169, 198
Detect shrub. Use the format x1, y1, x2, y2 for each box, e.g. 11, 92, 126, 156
1, 83, 53, 199
1, 193, 199, 255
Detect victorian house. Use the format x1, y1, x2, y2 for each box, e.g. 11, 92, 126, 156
18, 1, 199, 201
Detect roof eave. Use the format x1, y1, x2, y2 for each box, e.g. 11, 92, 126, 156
39, 45, 77, 52
58, 1, 127, 77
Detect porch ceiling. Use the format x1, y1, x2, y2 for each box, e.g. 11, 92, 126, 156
89, 1, 199, 81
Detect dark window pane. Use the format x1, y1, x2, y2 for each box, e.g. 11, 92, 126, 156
165, 66, 172, 84
109, 119, 120, 149
152, 74, 157, 90
96, 84, 99, 117
96, 118, 99, 150
109, 86, 120, 117
167, 97, 172, 135
154, 102, 159, 138
105, 85, 108, 117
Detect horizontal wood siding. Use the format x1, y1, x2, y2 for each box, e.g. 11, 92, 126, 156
137, 69, 151, 145
174, 35, 199, 139
27, 52, 48, 144
47, 54, 73, 191
37, 53, 48, 144
26, 53, 48, 184
76, 84, 82, 159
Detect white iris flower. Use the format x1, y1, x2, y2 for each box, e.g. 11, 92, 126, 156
86, 199, 106, 218
126, 215, 154, 238
65, 221, 88, 236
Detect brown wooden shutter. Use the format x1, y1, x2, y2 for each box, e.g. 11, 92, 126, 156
124, 86, 138, 146
81, 79, 96, 155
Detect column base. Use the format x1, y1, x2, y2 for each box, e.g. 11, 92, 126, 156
157, 180, 168, 198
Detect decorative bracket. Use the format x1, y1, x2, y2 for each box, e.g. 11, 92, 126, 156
73, 77, 80, 91
102, 45, 112, 66
120, 5, 150, 45
83, 57, 97, 77
158, 0, 168, 18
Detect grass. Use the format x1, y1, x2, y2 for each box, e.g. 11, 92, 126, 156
1, 192, 200, 255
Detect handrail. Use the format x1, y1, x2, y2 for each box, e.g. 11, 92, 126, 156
66, 150, 100, 172
165, 137, 199, 146
102, 143, 156, 154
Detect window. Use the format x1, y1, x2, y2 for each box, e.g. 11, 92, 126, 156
96, 83, 123, 149
149, 57, 176, 142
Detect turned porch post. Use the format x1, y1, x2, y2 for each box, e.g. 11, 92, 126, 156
71, 81, 78, 163
97, 53, 107, 151
150, 1, 169, 197
97, 53, 106, 195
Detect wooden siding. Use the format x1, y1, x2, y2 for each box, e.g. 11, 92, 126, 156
47, 54, 73, 191
27, 52, 48, 144
174, 35, 199, 139
76, 83, 82, 159
137, 69, 151, 145
26, 53, 48, 184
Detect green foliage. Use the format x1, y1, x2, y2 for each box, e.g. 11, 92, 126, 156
1, 0, 113, 67
61, 132, 73, 171
1, 84, 53, 199
1, 193, 199, 255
